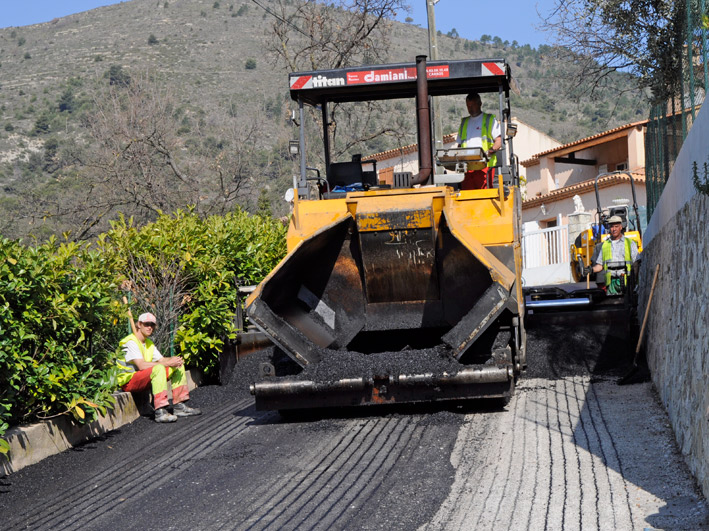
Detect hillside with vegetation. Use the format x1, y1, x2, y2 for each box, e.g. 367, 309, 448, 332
0, 0, 649, 240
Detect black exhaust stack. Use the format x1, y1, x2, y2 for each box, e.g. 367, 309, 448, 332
416, 55, 433, 185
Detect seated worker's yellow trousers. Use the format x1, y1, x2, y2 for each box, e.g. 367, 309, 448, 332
122, 365, 189, 409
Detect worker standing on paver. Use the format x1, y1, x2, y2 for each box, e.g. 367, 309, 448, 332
591, 215, 640, 295
117, 313, 201, 423
455, 92, 502, 189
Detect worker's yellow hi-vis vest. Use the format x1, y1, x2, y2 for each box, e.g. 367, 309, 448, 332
601, 237, 633, 287
117, 334, 157, 387
458, 113, 497, 167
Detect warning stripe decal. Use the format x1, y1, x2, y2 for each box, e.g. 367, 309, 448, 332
482, 62, 505, 76
290, 75, 312, 90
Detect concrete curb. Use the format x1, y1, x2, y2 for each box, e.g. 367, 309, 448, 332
0, 369, 201, 476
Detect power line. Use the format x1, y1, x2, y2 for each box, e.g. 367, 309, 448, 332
249, 0, 358, 62
250, 0, 314, 42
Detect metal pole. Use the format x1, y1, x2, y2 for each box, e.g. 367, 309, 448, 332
321, 102, 330, 174
687, 3, 696, 121
298, 98, 307, 197
426, 0, 443, 152
416, 55, 433, 184
702, 0, 708, 93
169, 285, 175, 357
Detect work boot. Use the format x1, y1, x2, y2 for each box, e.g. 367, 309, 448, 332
155, 407, 178, 423
173, 401, 202, 417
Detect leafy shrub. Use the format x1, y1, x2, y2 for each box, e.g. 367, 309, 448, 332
0, 208, 286, 446
0, 237, 123, 450
105, 209, 285, 380
245, 58, 256, 70
148, 34, 159, 45
105, 65, 131, 87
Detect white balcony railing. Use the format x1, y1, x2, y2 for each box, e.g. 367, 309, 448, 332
521, 225, 571, 286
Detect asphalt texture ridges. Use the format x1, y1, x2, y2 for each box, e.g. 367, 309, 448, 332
1, 319, 707, 530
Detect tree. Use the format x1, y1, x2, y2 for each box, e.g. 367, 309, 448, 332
105, 64, 131, 86
2, 69, 293, 241
31, 113, 51, 136
265, 0, 414, 163
543, 0, 684, 102
245, 58, 257, 70
148, 34, 159, 45
23, 71, 284, 240
57, 87, 76, 113
256, 188, 273, 218
266, 0, 408, 72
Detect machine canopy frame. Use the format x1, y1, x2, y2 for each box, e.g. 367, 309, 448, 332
288, 58, 512, 105
288, 58, 517, 191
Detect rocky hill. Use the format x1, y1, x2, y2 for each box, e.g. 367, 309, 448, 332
0, 0, 649, 239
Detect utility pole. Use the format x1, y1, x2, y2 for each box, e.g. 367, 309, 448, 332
426, 0, 443, 151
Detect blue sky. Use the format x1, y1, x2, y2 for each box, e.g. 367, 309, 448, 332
1, 0, 558, 48
0, 1, 125, 28
397, 0, 558, 48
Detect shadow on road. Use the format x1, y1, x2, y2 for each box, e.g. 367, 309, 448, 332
525, 318, 708, 528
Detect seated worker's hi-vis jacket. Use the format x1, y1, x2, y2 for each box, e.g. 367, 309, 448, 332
458, 113, 497, 167
116, 333, 157, 387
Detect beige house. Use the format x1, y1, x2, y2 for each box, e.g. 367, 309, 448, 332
368, 118, 560, 185
521, 120, 648, 229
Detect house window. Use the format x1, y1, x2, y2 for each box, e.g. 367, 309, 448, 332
616, 161, 628, 171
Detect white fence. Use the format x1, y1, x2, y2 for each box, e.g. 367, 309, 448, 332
521, 225, 572, 286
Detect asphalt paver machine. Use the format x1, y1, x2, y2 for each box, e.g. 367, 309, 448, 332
246, 56, 526, 411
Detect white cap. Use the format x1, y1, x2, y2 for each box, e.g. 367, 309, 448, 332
137, 312, 157, 323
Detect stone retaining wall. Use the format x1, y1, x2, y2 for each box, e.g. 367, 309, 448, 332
638, 192, 709, 499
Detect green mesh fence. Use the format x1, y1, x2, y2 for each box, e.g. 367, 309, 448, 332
646, 0, 708, 219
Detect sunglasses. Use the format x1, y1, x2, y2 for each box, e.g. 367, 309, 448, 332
141, 322, 156, 328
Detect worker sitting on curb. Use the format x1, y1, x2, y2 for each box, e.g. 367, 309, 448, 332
117, 312, 201, 423
588, 215, 640, 295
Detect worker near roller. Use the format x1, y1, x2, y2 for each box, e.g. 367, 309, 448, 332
117, 312, 201, 423
455, 92, 502, 189
589, 215, 640, 295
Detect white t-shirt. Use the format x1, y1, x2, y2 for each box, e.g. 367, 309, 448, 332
456, 113, 501, 146
123, 339, 163, 364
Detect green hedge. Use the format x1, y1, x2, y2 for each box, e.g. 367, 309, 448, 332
0, 208, 286, 449
0, 237, 123, 453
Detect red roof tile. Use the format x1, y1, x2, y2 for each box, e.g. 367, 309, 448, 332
520, 120, 649, 167
522, 171, 646, 209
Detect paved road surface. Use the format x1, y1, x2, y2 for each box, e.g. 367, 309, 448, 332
1, 342, 708, 530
